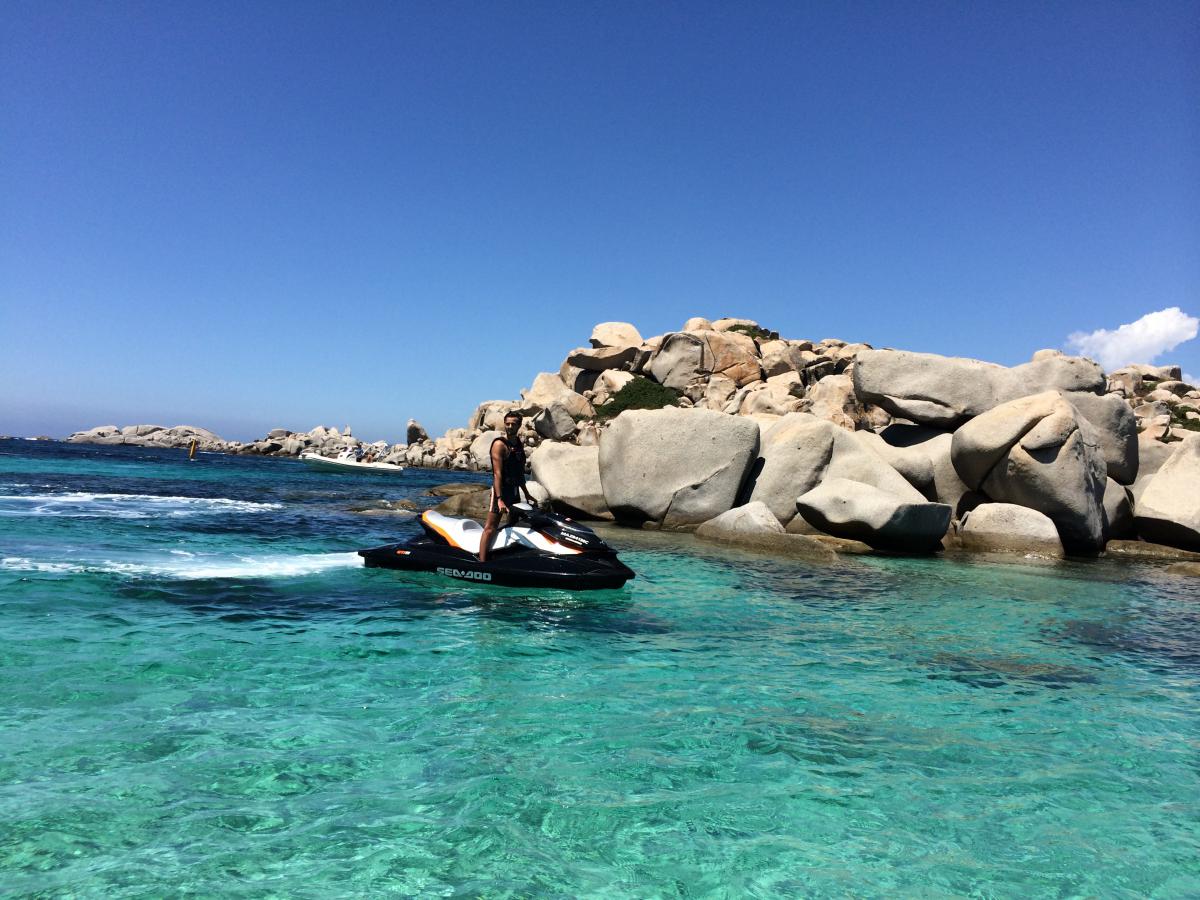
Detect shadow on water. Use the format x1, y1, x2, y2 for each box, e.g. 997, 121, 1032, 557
111, 568, 668, 637
111, 578, 398, 622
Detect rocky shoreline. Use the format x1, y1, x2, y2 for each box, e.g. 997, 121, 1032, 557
65, 317, 1200, 566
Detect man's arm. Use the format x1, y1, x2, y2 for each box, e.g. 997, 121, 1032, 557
490, 440, 508, 511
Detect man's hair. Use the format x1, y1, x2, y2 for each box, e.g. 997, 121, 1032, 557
504, 411, 522, 423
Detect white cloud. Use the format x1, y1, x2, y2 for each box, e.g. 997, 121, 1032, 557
1065, 307, 1199, 372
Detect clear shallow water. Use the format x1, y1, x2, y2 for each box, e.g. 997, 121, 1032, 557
1, 440, 1197, 897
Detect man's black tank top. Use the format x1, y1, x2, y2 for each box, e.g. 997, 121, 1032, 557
495, 435, 526, 487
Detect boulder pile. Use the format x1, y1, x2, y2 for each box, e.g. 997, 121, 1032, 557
481, 318, 1198, 557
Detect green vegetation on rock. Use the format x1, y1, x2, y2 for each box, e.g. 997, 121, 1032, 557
727, 323, 780, 342
593, 376, 681, 421
1170, 407, 1200, 432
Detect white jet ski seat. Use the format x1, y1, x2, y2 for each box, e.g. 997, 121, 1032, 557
419, 509, 582, 556
420, 509, 525, 555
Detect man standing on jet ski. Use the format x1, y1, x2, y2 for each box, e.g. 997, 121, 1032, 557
479, 411, 538, 562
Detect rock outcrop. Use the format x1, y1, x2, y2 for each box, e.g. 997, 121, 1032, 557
66, 424, 236, 452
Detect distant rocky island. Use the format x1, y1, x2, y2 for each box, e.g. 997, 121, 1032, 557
66, 317, 1200, 565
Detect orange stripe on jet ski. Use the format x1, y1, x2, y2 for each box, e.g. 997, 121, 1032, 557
421, 511, 462, 550
537, 532, 583, 554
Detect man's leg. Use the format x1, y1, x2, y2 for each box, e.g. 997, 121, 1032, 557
479, 505, 502, 562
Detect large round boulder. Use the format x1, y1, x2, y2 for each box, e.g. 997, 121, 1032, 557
958, 503, 1065, 557
529, 443, 612, 520
532, 404, 577, 441
759, 340, 812, 378
1135, 440, 1200, 550
795, 478, 952, 553
1130, 434, 1184, 504
746, 414, 924, 527
468, 402, 515, 433
1062, 391, 1139, 484
592, 369, 636, 405
853, 349, 1105, 428
522, 373, 594, 419
469, 430, 501, 469
695, 501, 784, 539
598, 407, 760, 528
648, 331, 763, 391
951, 392, 1107, 554
805, 373, 866, 430
590, 322, 643, 349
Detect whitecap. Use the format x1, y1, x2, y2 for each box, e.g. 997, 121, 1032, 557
2, 552, 363, 579
0, 491, 282, 519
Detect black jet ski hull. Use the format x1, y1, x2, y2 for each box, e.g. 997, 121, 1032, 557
359, 539, 635, 590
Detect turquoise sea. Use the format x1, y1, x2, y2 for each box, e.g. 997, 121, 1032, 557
0, 438, 1197, 897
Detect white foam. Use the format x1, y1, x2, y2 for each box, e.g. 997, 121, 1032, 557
1, 557, 81, 573
0, 491, 282, 518
2, 552, 363, 579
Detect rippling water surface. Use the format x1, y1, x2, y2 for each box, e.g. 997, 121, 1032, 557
1, 439, 1197, 897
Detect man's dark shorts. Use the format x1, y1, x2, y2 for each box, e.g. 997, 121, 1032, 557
489, 485, 521, 516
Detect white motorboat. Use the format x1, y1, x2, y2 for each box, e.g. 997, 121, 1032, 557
298, 450, 405, 475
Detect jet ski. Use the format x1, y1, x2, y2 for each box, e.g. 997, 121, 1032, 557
358, 503, 635, 590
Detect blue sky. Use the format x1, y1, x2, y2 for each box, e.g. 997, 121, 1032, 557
3, 1, 1197, 442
